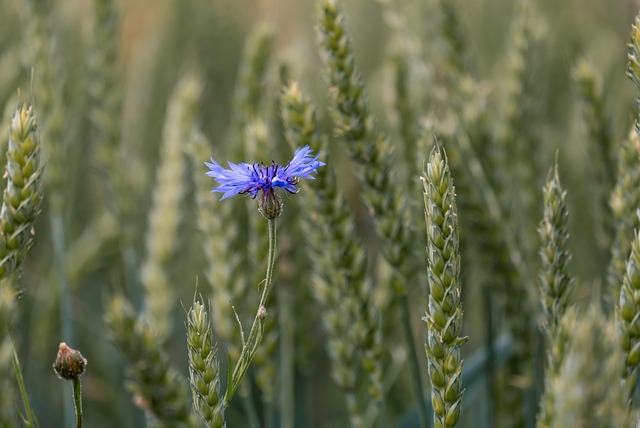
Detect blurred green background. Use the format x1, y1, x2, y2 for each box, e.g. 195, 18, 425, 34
1, 0, 639, 426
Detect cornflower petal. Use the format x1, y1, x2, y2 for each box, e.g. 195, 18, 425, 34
205, 146, 325, 203
283, 145, 325, 180
205, 158, 258, 199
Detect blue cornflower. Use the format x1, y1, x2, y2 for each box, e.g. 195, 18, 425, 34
205, 145, 325, 218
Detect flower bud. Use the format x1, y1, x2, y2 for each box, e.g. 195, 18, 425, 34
53, 342, 87, 380
258, 305, 268, 319
259, 191, 283, 219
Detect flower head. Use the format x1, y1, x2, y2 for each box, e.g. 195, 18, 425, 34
53, 342, 87, 380
205, 145, 325, 218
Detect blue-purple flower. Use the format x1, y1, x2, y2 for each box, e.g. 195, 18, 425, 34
205, 145, 325, 218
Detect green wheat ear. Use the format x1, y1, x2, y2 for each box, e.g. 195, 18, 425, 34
538, 163, 575, 337
280, 81, 383, 423
186, 298, 225, 428
611, 13, 640, 302
0, 104, 44, 282
422, 145, 466, 428
608, 127, 640, 301
536, 162, 575, 427
0, 103, 44, 427
616, 13, 640, 402
617, 218, 640, 402
318, 0, 412, 240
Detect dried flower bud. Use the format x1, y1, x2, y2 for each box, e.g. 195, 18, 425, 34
257, 305, 268, 319
53, 342, 87, 380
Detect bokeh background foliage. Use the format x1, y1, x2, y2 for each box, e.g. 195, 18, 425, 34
1, 0, 640, 426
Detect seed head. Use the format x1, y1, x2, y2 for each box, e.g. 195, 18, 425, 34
53, 342, 87, 380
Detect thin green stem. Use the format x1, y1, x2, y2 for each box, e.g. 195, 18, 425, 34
73, 377, 83, 428
11, 342, 36, 427
225, 218, 277, 407
401, 294, 427, 428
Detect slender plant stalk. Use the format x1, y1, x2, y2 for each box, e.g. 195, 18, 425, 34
12, 342, 36, 427
224, 218, 277, 406
72, 377, 82, 428
244, 119, 278, 405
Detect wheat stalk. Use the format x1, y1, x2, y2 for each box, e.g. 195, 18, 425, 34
423, 145, 466, 428
536, 163, 575, 427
